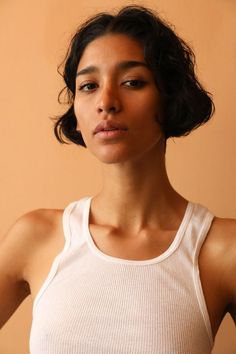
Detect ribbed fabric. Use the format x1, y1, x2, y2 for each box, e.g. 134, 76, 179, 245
29, 196, 215, 354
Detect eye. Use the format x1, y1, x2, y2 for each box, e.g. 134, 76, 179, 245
78, 82, 98, 92
123, 79, 146, 88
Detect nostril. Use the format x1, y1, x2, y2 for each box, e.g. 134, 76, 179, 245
98, 105, 117, 113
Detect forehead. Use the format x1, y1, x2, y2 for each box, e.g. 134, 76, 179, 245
77, 34, 145, 70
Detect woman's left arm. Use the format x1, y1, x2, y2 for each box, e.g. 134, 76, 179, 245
221, 219, 236, 324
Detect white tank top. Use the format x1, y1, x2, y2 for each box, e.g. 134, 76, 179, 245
29, 196, 215, 354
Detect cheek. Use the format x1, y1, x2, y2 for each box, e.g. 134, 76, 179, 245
74, 101, 88, 132
140, 88, 159, 108
73, 102, 95, 148
133, 94, 160, 123
149, 93, 161, 116
73, 102, 80, 129
134, 95, 163, 142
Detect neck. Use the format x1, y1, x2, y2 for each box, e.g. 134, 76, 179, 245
90, 144, 188, 233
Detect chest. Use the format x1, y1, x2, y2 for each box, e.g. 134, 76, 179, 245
27, 215, 227, 341
30, 259, 213, 354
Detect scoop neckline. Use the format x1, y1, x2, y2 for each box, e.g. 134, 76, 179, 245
83, 196, 194, 265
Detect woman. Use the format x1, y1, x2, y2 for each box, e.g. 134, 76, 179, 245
0, 5, 235, 353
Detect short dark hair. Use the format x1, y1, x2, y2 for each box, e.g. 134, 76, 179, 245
52, 5, 215, 148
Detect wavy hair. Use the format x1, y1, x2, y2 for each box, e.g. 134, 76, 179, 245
52, 5, 214, 148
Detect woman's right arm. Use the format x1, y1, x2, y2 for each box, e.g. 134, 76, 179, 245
0, 213, 36, 329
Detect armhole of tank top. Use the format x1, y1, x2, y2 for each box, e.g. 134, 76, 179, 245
32, 201, 77, 316
192, 210, 215, 348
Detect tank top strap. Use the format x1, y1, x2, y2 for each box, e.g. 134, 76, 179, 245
176, 202, 215, 344
64, 196, 92, 247
65, 197, 215, 265
32, 199, 81, 313
193, 203, 215, 261
180, 202, 215, 261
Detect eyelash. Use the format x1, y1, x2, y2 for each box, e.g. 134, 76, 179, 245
124, 79, 146, 88
78, 79, 146, 92
79, 82, 97, 92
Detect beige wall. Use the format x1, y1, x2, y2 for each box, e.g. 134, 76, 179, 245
0, 0, 235, 352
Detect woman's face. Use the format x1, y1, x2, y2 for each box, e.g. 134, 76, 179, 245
74, 33, 165, 164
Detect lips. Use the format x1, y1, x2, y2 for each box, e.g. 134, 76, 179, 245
93, 121, 128, 135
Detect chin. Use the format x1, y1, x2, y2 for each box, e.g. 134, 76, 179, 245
93, 149, 133, 165
97, 155, 129, 165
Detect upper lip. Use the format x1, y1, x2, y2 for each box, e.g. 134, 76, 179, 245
93, 121, 128, 134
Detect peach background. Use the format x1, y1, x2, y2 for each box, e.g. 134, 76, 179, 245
0, 0, 235, 352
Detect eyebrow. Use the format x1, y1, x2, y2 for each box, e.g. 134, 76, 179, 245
76, 60, 149, 78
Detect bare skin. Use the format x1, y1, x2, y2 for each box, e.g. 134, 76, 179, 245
0, 34, 235, 343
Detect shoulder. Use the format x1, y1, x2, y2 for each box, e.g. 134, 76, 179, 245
0, 208, 64, 327
205, 216, 236, 256
212, 216, 236, 287
201, 216, 236, 320
0, 208, 64, 281
22, 208, 63, 238
9, 208, 63, 247
201, 215, 236, 274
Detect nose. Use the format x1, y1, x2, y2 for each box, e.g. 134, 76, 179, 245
96, 84, 121, 115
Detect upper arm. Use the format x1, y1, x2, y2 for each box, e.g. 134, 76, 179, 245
0, 209, 49, 329
219, 218, 236, 323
